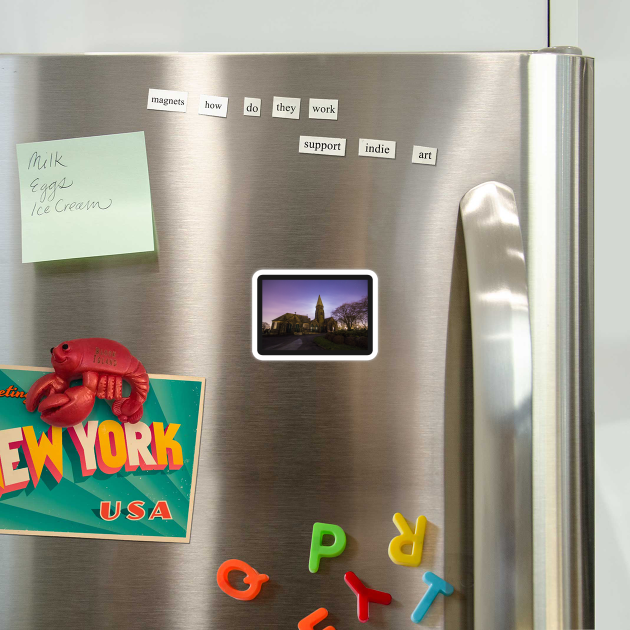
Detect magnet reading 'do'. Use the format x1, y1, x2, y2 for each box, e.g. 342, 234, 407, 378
26, 338, 149, 427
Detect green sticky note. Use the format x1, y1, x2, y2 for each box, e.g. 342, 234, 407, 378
16, 132, 154, 263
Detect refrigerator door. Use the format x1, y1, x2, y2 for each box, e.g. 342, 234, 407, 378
0, 52, 593, 629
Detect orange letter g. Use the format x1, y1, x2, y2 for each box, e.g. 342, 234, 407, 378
216, 559, 269, 601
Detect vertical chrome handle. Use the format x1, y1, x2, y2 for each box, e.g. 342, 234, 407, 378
460, 181, 533, 629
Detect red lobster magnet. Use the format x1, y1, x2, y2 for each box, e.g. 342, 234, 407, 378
26, 338, 149, 428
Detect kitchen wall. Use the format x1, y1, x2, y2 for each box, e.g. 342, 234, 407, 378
577, 1, 628, 627
0, 0, 546, 52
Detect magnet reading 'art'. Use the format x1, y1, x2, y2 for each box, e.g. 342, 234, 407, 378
25, 338, 149, 427
216, 559, 269, 601
298, 608, 335, 630
388, 512, 427, 567
308, 522, 347, 573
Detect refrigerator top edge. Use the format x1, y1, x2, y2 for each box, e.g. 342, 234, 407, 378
0, 50, 594, 59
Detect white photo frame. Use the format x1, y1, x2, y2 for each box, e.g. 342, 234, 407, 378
252, 269, 378, 361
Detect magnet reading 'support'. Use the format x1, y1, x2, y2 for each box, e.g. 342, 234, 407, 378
216, 559, 269, 601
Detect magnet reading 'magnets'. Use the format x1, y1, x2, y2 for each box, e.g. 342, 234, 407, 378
26, 338, 149, 428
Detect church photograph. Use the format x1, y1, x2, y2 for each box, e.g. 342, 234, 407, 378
261, 278, 369, 336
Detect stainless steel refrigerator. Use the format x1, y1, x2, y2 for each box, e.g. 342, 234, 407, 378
0, 50, 593, 629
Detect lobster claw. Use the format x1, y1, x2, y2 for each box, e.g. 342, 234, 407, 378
112, 398, 144, 424
25, 373, 67, 413
37, 386, 96, 428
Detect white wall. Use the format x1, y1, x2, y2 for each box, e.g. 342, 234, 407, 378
576, 2, 629, 627
0, 0, 547, 53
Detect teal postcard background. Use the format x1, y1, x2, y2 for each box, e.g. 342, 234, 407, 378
0, 367, 204, 542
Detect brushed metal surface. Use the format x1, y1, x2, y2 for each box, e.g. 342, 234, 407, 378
527, 52, 595, 629
0, 52, 593, 629
460, 182, 533, 630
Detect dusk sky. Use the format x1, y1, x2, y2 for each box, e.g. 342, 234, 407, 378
262, 279, 368, 323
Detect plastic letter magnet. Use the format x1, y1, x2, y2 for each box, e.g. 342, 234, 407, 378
309, 522, 347, 573
344, 571, 392, 622
298, 607, 335, 630
410, 571, 454, 623
388, 512, 427, 567
216, 559, 269, 601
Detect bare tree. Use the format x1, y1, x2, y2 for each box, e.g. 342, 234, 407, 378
332, 302, 361, 330
331, 296, 368, 330
262, 321, 270, 331
356, 295, 369, 328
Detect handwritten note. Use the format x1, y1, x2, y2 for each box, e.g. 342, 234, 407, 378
16, 132, 154, 263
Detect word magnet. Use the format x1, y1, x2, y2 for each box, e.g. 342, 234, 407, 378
298, 608, 335, 630
216, 559, 269, 601
244, 97, 262, 116
299, 136, 346, 157
358, 138, 396, 159
272, 96, 300, 119
411, 145, 438, 165
411, 572, 454, 624
147, 88, 187, 112
198, 95, 228, 118
309, 522, 346, 573
308, 98, 338, 120
388, 512, 427, 566
344, 571, 392, 622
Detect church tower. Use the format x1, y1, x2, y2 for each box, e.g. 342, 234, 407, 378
314, 295, 325, 325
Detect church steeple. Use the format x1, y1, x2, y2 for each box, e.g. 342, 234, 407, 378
315, 295, 325, 324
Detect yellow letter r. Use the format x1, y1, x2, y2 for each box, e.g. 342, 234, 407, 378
388, 512, 427, 567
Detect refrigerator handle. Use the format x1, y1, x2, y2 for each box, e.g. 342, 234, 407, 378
459, 182, 533, 629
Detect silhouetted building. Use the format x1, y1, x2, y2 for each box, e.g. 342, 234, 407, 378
270, 295, 337, 334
